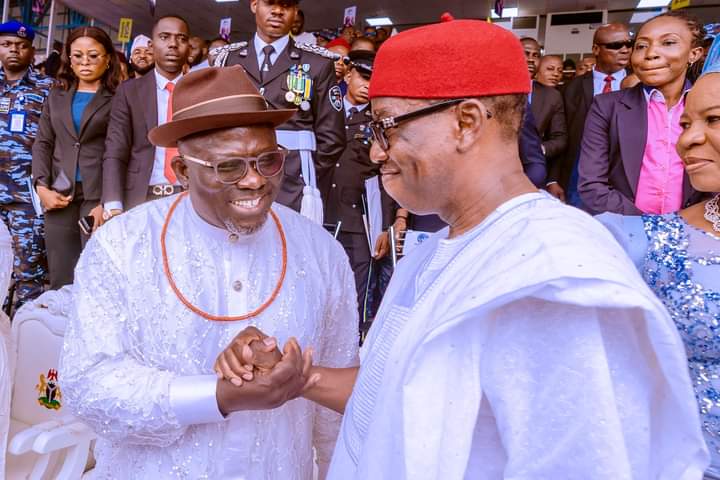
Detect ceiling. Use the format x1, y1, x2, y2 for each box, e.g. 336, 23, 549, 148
59, 0, 720, 41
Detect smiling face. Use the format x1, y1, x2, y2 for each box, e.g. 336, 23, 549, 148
131, 45, 154, 73
252, 0, 297, 43
631, 16, 702, 89
677, 73, 720, 193
576, 56, 596, 76
369, 97, 457, 215
176, 126, 283, 233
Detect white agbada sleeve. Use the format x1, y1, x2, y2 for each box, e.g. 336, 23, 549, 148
479, 297, 706, 479
313, 254, 360, 479
60, 235, 221, 447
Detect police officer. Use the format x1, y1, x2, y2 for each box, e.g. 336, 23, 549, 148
324, 50, 388, 325
0, 21, 52, 311
219, 0, 345, 220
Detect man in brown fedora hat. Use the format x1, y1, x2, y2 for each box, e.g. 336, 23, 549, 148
59, 65, 359, 479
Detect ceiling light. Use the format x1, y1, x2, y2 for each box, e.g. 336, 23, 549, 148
636, 0, 669, 7
491, 7, 518, 18
366, 17, 393, 26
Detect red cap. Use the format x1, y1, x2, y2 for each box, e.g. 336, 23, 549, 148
326, 37, 351, 50
369, 16, 531, 99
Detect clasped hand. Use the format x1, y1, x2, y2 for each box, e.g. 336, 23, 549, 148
214, 326, 320, 416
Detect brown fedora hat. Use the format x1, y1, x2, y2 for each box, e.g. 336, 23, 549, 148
149, 65, 296, 147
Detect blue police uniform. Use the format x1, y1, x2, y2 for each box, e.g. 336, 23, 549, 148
0, 21, 53, 310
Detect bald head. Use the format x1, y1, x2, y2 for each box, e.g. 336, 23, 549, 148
592, 23, 631, 74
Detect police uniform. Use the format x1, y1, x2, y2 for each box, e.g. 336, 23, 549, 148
222, 37, 346, 215
324, 51, 396, 324
0, 22, 52, 310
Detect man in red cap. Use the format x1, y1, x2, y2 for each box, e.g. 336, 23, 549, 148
215, 15, 708, 478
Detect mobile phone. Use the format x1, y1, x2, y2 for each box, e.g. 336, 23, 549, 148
78, 215, 94, 235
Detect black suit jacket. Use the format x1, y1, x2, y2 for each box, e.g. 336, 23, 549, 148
519, 106, 547, 188
325, 106, 377, 233
552, 71, 595, 189
102, 72, 158, 210
530, 82, 567, 162
226, 39, 346, 211
33, 85, 114, 202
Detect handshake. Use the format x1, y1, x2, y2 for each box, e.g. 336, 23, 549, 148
213, 326, 321, 416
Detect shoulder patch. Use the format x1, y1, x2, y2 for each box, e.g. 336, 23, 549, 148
295, 42, 342, 61
210, 41, 249, 68
329, 85, 343, 112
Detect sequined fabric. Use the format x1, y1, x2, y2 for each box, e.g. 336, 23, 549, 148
60, 195, 359, 479
642, 213, 720, 467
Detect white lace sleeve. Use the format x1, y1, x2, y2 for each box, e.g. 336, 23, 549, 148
313, 254, 360, 480
59, 236, 186, 447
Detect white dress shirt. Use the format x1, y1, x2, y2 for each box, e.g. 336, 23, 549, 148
343, 98, 368, 118
254, 33, 290, 70
61, 195, 359, 479
592, 66, 627, 96
150, 69, 182, 186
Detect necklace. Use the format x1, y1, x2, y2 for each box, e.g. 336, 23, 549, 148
161, 192, 287, 322
705, 194, 720, 233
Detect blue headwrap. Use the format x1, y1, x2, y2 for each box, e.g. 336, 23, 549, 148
701, 35, 720, 76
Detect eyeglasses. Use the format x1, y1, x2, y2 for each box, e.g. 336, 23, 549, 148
370, 98, 490, 151
70, 52, 107, 65
596, 40, 634, 50
181, 148, 288, 184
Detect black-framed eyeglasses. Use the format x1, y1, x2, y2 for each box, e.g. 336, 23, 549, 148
180, 148, 288, 184
596, 40, 634, 50
370, 98, 489, 151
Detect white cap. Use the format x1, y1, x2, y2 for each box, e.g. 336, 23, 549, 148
130, 34, 151, 53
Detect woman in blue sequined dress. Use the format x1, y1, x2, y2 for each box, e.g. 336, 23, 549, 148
598, 48, 720, 477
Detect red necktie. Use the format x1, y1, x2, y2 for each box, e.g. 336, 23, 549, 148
164, 82, 178, 184
602, 75, 614, 94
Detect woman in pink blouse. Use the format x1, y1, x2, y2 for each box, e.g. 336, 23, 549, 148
578, 11, 706, 215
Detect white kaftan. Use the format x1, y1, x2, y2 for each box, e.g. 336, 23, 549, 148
60, 195, 359, 479
329, 191, 708, 480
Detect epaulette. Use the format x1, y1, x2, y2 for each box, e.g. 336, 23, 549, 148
210, 41, 249, 68
294, 42, 343, 62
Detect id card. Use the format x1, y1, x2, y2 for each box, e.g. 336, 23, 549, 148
0, 98, 11, 114
8, 111, 25, 133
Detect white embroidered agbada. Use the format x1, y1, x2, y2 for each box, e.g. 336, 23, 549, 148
60, 195, 359, 479
329, 192, 709, 479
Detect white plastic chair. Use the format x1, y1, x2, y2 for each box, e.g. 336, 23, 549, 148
5, 286, 95, 480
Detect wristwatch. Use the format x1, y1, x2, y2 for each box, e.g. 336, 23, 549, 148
102, 209, 122, 221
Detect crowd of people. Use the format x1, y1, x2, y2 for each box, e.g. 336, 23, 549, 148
0, 0, 719, 477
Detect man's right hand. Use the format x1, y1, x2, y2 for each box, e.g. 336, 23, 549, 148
216, 337, 319, 415
546, 183, 566, 203
214, 326, 282, 385
36, 185, 71, 211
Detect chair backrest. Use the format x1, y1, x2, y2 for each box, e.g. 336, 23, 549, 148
11, 287, 74, 426
0, 221, 13, 474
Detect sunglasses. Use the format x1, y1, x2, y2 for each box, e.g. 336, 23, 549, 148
597, 40, 634, 50
371, 98, 488, 151
180, 148, 288, 184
